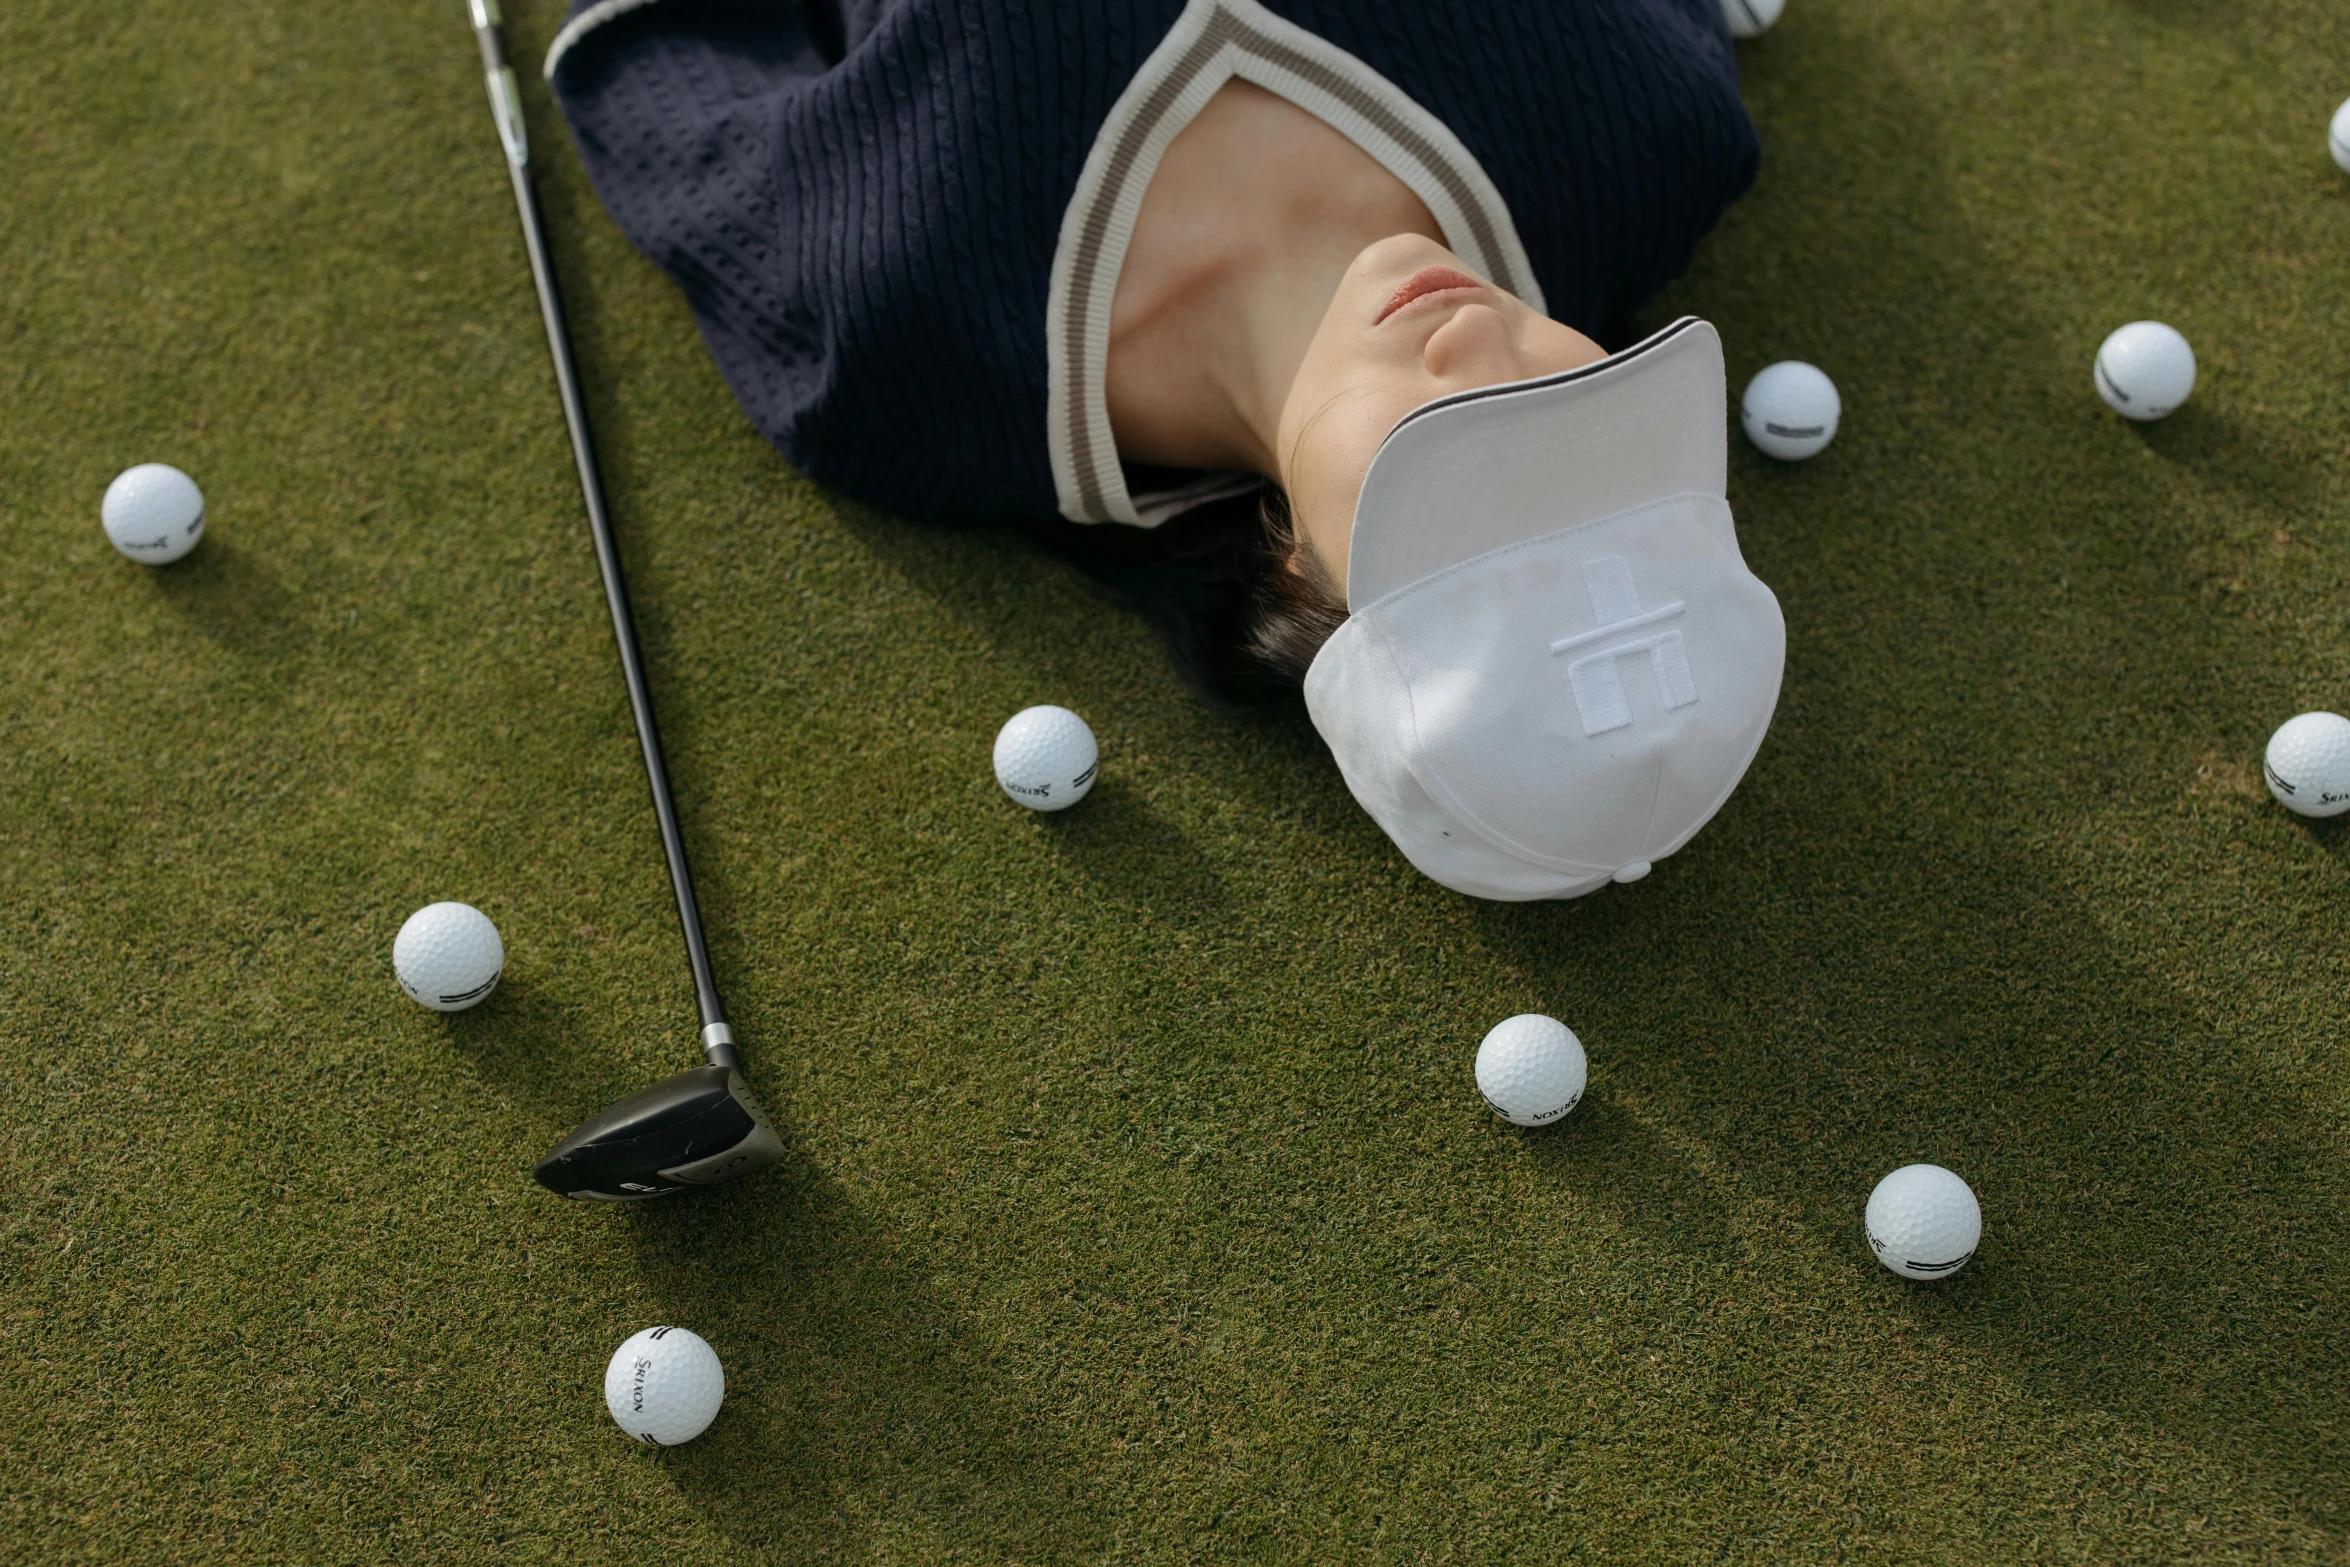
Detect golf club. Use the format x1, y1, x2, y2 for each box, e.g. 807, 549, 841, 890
469, 0, 784, 1201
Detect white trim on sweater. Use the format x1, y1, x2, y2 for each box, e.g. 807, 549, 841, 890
543, 0, 664, 80
1046, 0, 1540, 526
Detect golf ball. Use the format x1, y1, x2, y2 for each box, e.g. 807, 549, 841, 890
101, 463, 206, 564
2330, 96, 2350, 175
2263, 711, 2350, 819
1864, 1164, 1981, 1281
993, 705, 1098, 812
1740, 362, 1840, 460
392, 901, 504, 1012
604, 1325, 725, 1446
1474, 1014, 1587, 1127
1720, 0, 1784, 39
2093, 321, 2196, 421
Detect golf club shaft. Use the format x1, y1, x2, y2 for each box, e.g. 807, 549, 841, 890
470, 0, 738, 1071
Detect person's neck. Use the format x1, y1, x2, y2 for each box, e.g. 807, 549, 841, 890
1104, 80, 1442, 482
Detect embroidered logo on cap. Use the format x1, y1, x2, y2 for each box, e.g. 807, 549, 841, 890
1548, 556, 1698, 737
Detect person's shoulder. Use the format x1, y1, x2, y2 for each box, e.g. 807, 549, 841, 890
549, 0, 854, 97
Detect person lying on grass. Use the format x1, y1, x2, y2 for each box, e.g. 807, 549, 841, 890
545, 0, 1787, 899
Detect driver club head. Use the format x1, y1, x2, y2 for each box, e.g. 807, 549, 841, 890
533, 1063, 784, 1201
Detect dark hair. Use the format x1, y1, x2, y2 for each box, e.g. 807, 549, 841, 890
1019, 484, 1349, 710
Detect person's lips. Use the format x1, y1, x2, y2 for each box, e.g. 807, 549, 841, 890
1377, 266, 1487, 324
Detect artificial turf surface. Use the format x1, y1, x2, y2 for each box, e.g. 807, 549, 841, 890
4, 0, 2349, 1559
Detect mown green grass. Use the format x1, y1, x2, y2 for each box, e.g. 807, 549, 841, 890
3, 0, 2347, 1559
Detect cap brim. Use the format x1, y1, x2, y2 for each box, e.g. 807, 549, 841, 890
1345, 316, 1727, 608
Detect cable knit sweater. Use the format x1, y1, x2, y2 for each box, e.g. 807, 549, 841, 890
546, 0, 1758, 528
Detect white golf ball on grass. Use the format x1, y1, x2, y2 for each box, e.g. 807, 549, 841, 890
2093, 322, 2196, 421
1865, 1164, 1981, 1281
102, 463, 207, 564
1474, 1014, 1587, 1127
993, 705, 1098, 812
392, 902, 504, 1012
605, 1325, 725, 1446
1740, 362, 1840, 460
2263, 712, 2350, 819
1720, 0, 1784, 39
2330, 96, 2350, 175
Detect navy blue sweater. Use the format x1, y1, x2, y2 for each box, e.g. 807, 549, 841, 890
547, 0, 1758, 527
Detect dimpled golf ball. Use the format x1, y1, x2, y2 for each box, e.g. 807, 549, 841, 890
2330, 96, 2350, 175
1719, 0, 1783, 39
604, 1325, 725, 1446
1865, 1164, 1981, 1281
2093, 321, 2196, 421
1740, 362, 1840, 460
1474, 1014, 1587, 1127
101, 464, 206, 564
392, 901, 504, 1012
993, 705, 1098, 812
2263, 711, 2350, 819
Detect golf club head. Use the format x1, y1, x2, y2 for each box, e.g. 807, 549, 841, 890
533, 1064, 783, 1200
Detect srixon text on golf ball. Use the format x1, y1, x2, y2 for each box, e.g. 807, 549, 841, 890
1474, 1014, 1588, 1127
102, 463, 207, 564
994, 705, 1099, 812
2264, 711, 2350, 819
605, 1325, 726, 1446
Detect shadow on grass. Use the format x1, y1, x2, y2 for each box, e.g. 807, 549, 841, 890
833, 505, 1142, 693
620, 1153, 1110, 1563
437, 976, 673, 1129
2287, 813, 2350, 869
2131, 405, 2331, 519
1027, 775, 1228, 919
151, 537, 304, 661
1516, 1090, 1770, 1269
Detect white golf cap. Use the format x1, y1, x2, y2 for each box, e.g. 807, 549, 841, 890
1303, 317, 1784, 901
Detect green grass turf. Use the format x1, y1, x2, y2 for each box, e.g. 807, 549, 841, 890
4, 0, 2349, 1558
